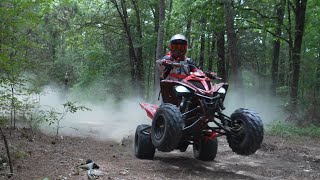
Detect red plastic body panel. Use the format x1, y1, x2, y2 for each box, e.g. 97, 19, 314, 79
139, 103, 159, 119
211, 83, 225, 92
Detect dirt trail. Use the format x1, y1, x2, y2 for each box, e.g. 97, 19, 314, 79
1, 128, 320, 180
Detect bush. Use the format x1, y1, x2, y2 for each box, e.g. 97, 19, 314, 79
267, 121, 320, 138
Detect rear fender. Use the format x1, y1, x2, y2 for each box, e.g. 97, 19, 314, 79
139, 103, 158, 119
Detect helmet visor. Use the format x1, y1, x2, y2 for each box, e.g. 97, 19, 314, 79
170, 43, 187, 54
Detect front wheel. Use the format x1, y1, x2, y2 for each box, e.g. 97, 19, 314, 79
227, 108, 264, 155
151, 103, 184, 152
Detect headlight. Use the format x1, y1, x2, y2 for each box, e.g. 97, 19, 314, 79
175, 86, 190, 93
218, 87, 226, 94
174, 85, 192, 97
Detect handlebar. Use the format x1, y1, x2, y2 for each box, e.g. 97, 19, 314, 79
157, 60, 184, 67
157, 59, 221, 80
170, 62, 184, 67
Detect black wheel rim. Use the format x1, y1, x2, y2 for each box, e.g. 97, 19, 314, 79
154, 115, 165, 140
231, 118, 246, 142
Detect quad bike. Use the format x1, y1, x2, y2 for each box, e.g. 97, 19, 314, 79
134, 62, 264, 161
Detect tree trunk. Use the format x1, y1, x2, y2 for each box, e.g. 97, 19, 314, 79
149, 3, 158, 100
50, 29, 58, 62
164, 0, 173, 52
278, 50, 286, 87
186, 19, 192, 44
290, 0, 308, 110
287, 0, 293, 89
224, 0, 242, 90
155, 0, 165, 61
208, 32, 215, 71
112, 0, 143, 97
259, 30, 267, 91
152, 2, 159, 33
131, 0, 144, 97
154, 0, 165, 96
271, 0, 286, 96
216, 31, 226, 81
278, 1, 288, 88
10, 85, 15, 129
186, 18, 192, 58
199, 19, 206, 69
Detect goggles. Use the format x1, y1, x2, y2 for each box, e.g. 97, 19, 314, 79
170, 43, 187, 53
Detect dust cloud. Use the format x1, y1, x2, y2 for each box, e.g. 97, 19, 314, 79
223, 87, 287, 125
37, 83, 286, 142
38, 86, 151, 142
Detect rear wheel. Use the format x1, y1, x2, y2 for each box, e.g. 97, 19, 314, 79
151, 103, 184, 152
227, 108, 264, 155
134, 124, 155, 159
193, 137, 218, 161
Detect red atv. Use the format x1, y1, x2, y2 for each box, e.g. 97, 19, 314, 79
135, 62, 264, 160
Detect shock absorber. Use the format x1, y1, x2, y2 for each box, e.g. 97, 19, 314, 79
180, 97, 190, 113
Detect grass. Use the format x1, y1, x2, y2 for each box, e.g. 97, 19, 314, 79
266, 121, 320, 138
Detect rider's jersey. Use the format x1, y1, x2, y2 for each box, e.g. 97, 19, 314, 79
158, 52, 199, 80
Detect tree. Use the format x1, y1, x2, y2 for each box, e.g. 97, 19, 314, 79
271, 0, 286, 96
111, 0, 145, 97
0, 0, 318, 127
0, 0, 41, 129
199, 17, 206, 69
207, 32, 215, 72
154, 0, 165, 97
216, 31, 227, 81
224, 0, 242, 91
131, 0, 144, 97
289, 0, 308, 110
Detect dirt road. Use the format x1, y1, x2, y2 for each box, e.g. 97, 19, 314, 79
1, 129, 320, 180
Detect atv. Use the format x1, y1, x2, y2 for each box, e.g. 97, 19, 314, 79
134, 62, 264, 161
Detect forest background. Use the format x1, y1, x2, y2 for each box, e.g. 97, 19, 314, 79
0, 0, 319, 135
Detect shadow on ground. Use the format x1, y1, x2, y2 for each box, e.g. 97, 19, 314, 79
153, 155, 255, 180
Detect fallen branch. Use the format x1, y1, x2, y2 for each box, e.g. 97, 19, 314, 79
0, 128, 13, 178
0, 172, 15, 176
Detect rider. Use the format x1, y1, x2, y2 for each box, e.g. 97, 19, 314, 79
157, 34, 202, 81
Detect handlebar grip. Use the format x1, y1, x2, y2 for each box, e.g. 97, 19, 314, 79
171, 63, 183, 67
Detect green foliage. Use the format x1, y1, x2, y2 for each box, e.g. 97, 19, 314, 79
0, 0, 52, 129
20, 95, 48, 131
0, 0, 319, 127
0, 74, 29, 128
44, 101, 91, 140
267, 121, 320, 138
63, 101, 90, 113
276, 86, 289, 95
0, 116, 7, 126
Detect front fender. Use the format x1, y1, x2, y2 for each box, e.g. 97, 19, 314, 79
212, 83, 228, 92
